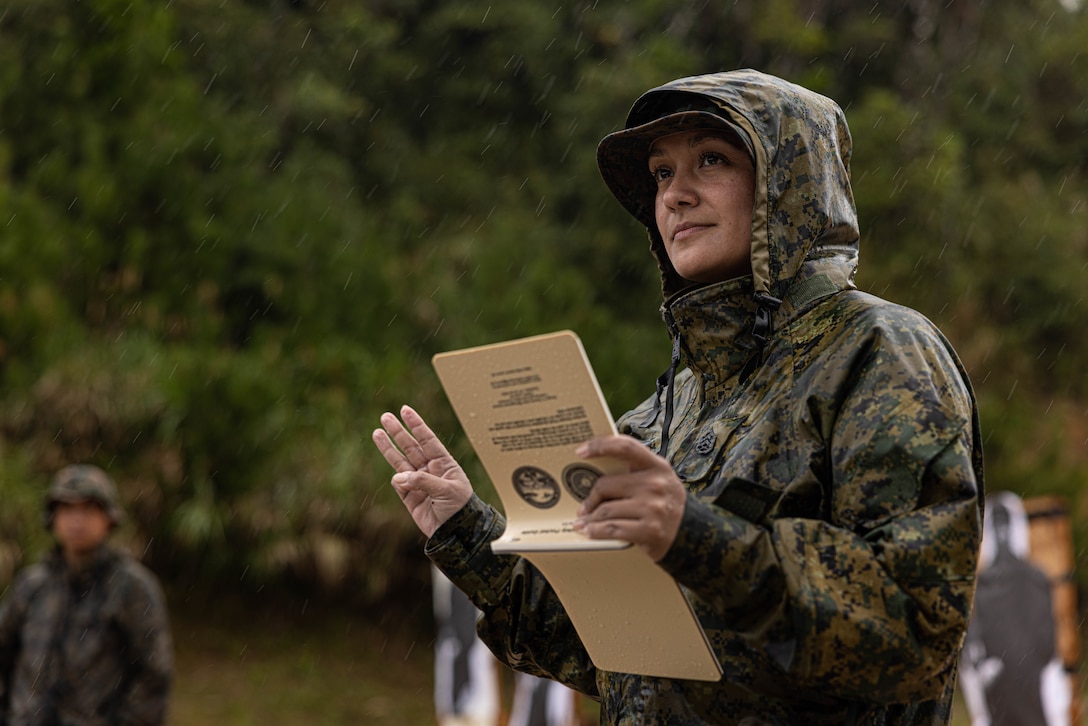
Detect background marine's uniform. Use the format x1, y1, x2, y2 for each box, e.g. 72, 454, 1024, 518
0, 465, 172, 726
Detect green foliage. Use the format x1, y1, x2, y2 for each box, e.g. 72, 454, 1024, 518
1, 0, 1086, 604
0, 444, 47, 585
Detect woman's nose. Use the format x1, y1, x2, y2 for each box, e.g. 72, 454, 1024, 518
661, 170, 698, 209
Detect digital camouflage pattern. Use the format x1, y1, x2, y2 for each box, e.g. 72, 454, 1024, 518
428, 69, 983, 725
0, 546, 173, 725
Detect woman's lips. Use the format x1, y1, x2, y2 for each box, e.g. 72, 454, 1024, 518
672, 223, 710, 242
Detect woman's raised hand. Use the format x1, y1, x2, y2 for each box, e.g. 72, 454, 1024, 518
372, 405, 473, 538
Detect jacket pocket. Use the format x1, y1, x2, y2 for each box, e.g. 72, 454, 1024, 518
671, 413, 747, 486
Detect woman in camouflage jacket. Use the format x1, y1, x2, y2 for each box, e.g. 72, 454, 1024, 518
374, 69, 984, 725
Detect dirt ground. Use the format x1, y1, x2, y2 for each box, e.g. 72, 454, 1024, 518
167, 592, 1078, 726
168, 593, 435, 726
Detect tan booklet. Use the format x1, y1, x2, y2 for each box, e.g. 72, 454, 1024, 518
432, 330, 722, 681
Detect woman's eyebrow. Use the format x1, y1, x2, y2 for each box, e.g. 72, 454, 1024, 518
648, 132, 733, 160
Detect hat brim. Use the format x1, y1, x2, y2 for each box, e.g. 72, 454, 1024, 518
597, 110, 748, 230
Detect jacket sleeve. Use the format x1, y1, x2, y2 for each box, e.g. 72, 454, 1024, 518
114, 565, 174, 726
657, 316, 982, 704
426, 495, 600, 697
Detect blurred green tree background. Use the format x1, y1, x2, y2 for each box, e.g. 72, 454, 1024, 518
1, 0, 1085, 623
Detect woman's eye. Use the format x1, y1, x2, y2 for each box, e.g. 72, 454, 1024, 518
700, 152, 725, 166
650, 166, 673, 182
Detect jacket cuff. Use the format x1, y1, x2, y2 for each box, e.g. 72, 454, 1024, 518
657, 493, 753, 596
425, 494, 511, 605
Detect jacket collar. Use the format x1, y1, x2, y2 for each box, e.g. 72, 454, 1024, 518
666, 253, 856, 402
666, 276, 758, 401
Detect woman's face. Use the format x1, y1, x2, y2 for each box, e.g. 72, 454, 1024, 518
649, 129, 755, 284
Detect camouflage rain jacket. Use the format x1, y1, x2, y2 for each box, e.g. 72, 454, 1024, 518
0, 545, 172, 726
428, 70, 984, 725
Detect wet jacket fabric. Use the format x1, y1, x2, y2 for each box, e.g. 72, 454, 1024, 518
428, 70, 983, 725
0, 546, 172, 726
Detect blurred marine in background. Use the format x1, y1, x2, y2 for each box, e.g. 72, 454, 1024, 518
0, 464, 173, 726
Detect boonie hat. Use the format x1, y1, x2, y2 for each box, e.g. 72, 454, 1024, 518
597, 91, 753, 231
44, 464, 125, 528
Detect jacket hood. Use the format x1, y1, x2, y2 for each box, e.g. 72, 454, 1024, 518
597, 69, 860, 302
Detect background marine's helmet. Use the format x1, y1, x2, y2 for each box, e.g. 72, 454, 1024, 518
44, 464, 125, 528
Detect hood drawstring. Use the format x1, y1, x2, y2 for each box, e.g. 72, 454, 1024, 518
643, 292, 779, 456
642, 311, 683, 457
739, 292, 782, 384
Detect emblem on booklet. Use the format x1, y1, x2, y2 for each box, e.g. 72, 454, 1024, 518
512, 466, 561, 508
562, 463, 603, 502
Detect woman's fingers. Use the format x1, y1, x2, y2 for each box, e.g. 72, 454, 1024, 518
372, 416, 417, 473
576, 434, 661, 470
398, 405, 456, 472
374, 405, 457, 474
572, 434, 686, 561
575, 436, 675, 516
382, 409, 433, 469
